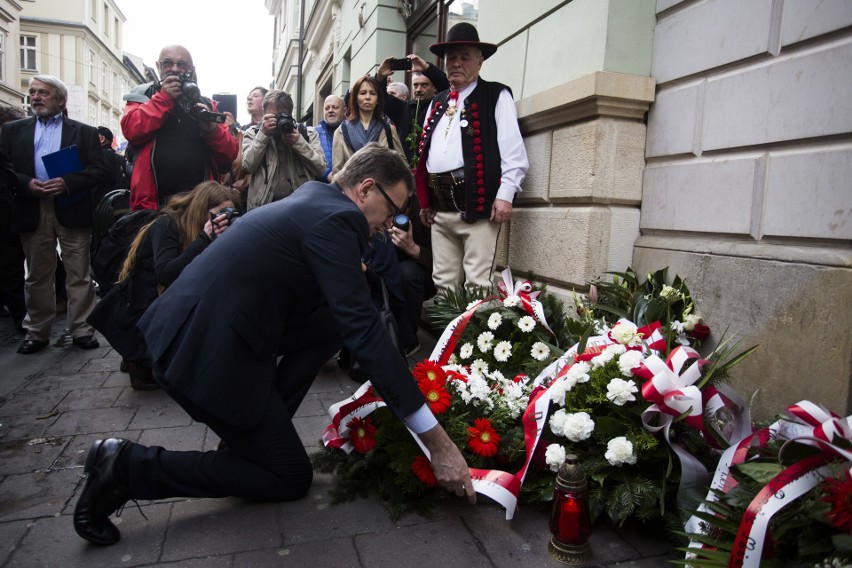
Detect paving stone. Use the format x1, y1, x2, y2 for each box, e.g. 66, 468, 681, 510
115, 386, 173, 407
44, 407, 135, 437
279, 476, 395, 546
139, 554, 235, 567
293, 393, 325, 417
80, 355, 125, 374
0, 467, 78, 521
0, 389, 67, 418
137, 424, 210, 452
234, 537, 359, 568
461, 502, 556, 568
615, 519, 678, 557
0, 409, 53, 443
0, 518, 31, 566
355, 517, 492, 568
22, 372, 111, 394
127, 401, 195, 431
161, 498, 281, 562
7, 502, 170, 567
55, 386, 124, 412
0, 435, 68, 475
52, 431, 143, 475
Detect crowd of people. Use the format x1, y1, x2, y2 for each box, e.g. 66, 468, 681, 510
0, 23, 529, 546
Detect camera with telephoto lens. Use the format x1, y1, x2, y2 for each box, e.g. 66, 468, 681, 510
209, 207, 239, 239
276, 112, 297, 135
392, 213, 410, 231
173, 72, 228, 123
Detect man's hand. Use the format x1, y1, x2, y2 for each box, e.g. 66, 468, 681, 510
280, 130, 301, 147
260, 112, 278, 137
409, 54, 428, 73
418, 424, 476, 504
390, 224, 419, 259
419, 207, 437, 227
29, 177, 67, 197
195, 102, 217, 133
490, 198, 512, 224
377, 57, 395, 83
160, 75, 183, 100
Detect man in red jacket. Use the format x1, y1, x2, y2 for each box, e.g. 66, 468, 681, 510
121, 45, 238, 210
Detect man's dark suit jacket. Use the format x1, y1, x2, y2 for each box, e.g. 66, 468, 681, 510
0, 116, 108, 233
138, 182, 426, 430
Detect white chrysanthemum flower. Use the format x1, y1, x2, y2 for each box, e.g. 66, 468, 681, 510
490, 369, 506, 384
548, 379, 570, 407
610, 321, 643, 347
487, 312, 503, 330
605, 378, 638, 406
531, 342, 550, 361
545, 444, 567, 472
447, 353, 458, 365
493, 340, 513, 362
670, 320, 685, 334
605, 436, 637, 466
517, 315, 536, 332
503, 294, 521, 308
549, 408, 568, 436
466, 373, 490, 402
470, 358, 489, 376
477, 331, 494, 352
618, 350, 645, 377
459, 343, 474, 359
561, 412, 595, 442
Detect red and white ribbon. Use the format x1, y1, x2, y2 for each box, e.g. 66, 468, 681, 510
635, 346, 706, 432
496, 268, 555, 336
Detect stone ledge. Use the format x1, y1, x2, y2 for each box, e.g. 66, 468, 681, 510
517, 71, 656, 134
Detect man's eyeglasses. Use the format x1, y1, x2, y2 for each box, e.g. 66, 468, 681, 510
158, 59, 192, 71
373, 181, 408, 219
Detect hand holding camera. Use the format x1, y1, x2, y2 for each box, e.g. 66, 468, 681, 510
206, 207, 239, 240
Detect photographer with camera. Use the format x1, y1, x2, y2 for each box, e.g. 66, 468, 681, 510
241, 89, 326, 210
88, 181, 240, 390
120, 45, 238, 211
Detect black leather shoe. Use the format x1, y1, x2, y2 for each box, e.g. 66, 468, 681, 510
17, 339, 48, 354
73, 438, 132, 545
73, 335, 100, 349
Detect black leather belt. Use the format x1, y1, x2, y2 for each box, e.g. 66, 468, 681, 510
428, 168, 465, 212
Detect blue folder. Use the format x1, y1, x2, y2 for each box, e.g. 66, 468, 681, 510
41, 145, 86, 208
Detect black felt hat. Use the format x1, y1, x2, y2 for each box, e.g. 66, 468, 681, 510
429, 22, 498, 60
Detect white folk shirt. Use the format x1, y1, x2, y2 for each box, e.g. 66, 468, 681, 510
424, 80, 529, 203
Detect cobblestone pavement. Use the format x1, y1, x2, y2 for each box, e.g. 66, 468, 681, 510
0, 313, 676, 567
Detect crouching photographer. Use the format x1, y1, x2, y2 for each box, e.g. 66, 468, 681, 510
121, 45, 238, 211
241, 89, 327, 210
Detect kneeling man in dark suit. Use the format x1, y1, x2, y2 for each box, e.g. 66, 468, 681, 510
73, 143, 476, 545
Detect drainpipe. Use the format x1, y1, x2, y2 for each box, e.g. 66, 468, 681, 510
297, 0, 306, 120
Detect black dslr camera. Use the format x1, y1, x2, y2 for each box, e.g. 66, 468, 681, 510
174, 72, 227, 124
209, 207, 239, 239
276, 112, 297, 134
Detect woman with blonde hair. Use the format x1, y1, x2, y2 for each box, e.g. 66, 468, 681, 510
89, 181, 240, 389
331, 75, 404, 177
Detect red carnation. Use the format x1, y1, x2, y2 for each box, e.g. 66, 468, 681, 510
412, 360, 446, 384
346, 416, 377, 454
467, 417, 501, 457
411, 456, 438, 487
821, 470, 852, 533
418, 380, 452, 415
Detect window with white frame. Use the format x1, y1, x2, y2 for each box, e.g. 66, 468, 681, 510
89, 50, 96, 85
89, 100, 97, 124
104, 4, 109, 35
20, 35, 37, 71
91, 0, 97, 21
0, 33, 5, 82
102, 61, 108, 93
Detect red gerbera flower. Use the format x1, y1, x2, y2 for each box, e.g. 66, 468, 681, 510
412, 360, 446, 384
418, 380, 452, 415
821, 470, 852, 533
411, 456, 437, 487
467, 417, 501, 457
346, 416, 377, 454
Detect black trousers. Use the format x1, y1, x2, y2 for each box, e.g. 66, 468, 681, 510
126, 307, 341, 502
0, 228, 25, 322
396, 259, 436, 349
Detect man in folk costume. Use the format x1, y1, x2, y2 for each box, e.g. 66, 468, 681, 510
415, 23, 528, 291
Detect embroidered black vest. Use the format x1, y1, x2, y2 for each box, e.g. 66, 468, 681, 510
416, 79, 510, 221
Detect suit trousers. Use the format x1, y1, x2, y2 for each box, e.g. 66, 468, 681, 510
19, 199, 96, 341
126, 306, 342, 502
431, 211, 501, 291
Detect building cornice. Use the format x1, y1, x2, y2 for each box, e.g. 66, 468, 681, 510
516, 71, 656, 135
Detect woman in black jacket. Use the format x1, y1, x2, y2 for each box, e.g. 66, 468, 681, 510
89, 181, 239, 389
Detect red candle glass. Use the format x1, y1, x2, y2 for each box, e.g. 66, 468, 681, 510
548, 454, 592, 564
